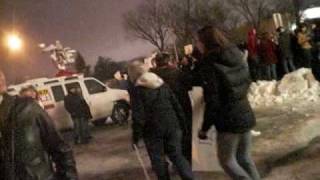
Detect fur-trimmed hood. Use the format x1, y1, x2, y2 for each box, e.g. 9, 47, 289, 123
136, 72, 164, 89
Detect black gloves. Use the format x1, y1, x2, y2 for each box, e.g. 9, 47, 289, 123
198, 130, 208, 140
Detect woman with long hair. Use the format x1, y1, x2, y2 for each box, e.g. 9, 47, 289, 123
194, 25, 260, 180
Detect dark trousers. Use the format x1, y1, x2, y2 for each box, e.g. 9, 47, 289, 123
217, 132, 261, 180
316, 42, 320, 60
265, 64, 277, 80
282, 56, 296, 74
73, 117, 91, 144
177, 93, 193, 164
248, 58, 262, 81
302, 49, 313, 68
144, 130, 194, 180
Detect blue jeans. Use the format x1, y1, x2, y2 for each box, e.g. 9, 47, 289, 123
265, 64, 277, 80
282, 56, 296, 73
73, 117, 91, 144
144, 130, 194, 180
217, 132, 261, 180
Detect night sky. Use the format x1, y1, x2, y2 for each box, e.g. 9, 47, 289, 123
1, 0, 154, 82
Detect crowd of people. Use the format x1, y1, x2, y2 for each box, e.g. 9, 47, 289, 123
127, 25, 261, 180
245, 23, 320, 82
4, 22, 320, 180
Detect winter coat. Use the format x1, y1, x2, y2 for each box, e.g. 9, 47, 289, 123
247, 29, 258, 59
297, 32, 312, 49
150, 66, 180, 93
151, 65, 193, 122
192, 46, 256, 133
259, 39, 278, 65
278, 30, 293, 59
0, 94, 77, 180
131, 72, 187, 141
64, 93, 92, 119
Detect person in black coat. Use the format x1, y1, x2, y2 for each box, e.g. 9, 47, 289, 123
194, 26, 260, 180
151, 53, 193, 163
0, 71, 78, 180
64, 87, 92, 144
277, 27, 296, 73
128, 61, 194, 180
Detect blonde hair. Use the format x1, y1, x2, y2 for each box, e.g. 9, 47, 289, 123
127, 61, 149, 83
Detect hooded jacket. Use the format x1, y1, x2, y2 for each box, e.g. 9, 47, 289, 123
0, 94, 77, 180
193, 45, 256, 133
150, 66, 180, 92
131, 73, 187, 141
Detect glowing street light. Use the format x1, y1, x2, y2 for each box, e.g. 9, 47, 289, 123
6, 33, 23, 52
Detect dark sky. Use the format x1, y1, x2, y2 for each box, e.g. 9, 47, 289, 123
1, 0, 154, 82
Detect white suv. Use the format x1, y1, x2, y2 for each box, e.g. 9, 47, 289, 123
8, 75, 130, 130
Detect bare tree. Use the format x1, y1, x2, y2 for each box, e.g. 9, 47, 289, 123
273, 0, 295, 14
225, 0, 275, 29
125, 0, 289, 52
123, 0, 170, 51
166, 0, 233, 47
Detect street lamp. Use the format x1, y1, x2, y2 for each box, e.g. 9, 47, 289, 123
6, 33, 23, 52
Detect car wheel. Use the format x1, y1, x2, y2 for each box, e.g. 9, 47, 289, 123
111, 101, 130, 125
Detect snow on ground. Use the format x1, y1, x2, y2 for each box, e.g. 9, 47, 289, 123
249, 68, 320, 108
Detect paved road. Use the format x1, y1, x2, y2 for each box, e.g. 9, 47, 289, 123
64, 125, 156, 180
65, 125, 227, 180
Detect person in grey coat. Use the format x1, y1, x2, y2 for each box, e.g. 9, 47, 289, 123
277, 27, 296, 73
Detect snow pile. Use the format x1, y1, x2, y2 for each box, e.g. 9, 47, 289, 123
249, 68, 320, 108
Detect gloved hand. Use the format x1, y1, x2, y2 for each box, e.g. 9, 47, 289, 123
198, 130, 208, 140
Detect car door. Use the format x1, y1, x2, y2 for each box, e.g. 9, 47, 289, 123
47, 85, 73, 130
83, 79, 115, 119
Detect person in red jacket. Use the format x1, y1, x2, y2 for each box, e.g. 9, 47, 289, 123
247, 28, 261, 81
259, 32, 278, 80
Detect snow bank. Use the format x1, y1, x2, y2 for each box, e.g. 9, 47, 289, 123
249, 68, 320, 108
